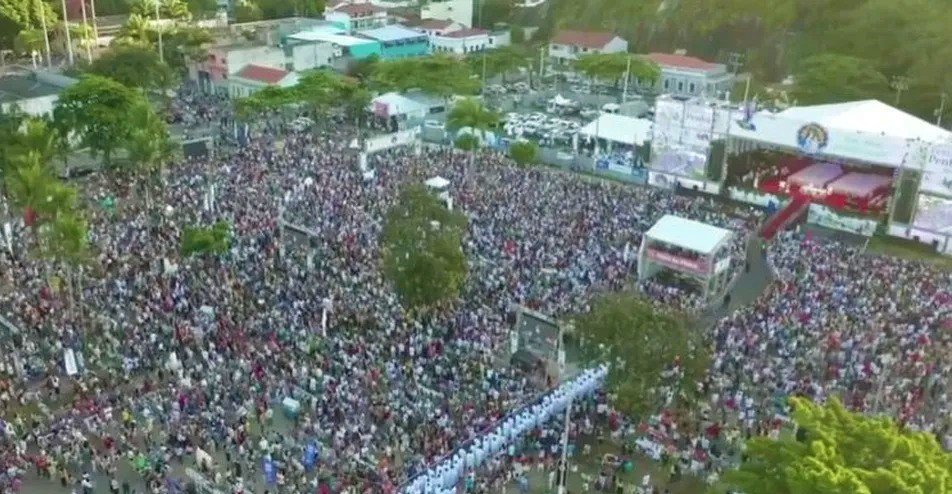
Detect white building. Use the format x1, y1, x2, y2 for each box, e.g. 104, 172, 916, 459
642, 52, 733, 98
325, 3, 390, 32
228, 64, 300, 98
286, 40, 338, 71
421, 0, 473, 28
0, 69, 76, 117
416, 18, 463, 37
548, 30, 628, 67
430, 27, 489, 54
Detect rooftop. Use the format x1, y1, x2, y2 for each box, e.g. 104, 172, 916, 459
235, 64, 290, 84
551, 30, 618, 49
645, 215, 733, 255
288, 31, 377, 47
643, 53, 722, 71
358, 24, 427, 42
0, 71, 75, 103
331, 3, 387, 16
442, 27, 488, 38
418, 18, 456, 30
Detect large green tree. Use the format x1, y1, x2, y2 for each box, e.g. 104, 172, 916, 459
469, 45, 528, 82
53, 75, 146, 167
0, 0, 58, 51
574, 52, 661, 88
508, 139, 538, 166
721, 397, 952, 494
790, 54, 890, 106
382, 185, 468, 309
88, 44, 175, 91
575, 292, 709, 420
371, 55, 480, 97
181, 220, 232, 257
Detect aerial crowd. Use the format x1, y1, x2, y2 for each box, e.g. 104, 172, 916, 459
0, 89, 949, 494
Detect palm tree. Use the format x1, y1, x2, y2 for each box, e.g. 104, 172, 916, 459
18, 118, 61, 165
446, 97, 499, 171
125, 102, 175, 207
116, 14, 153, 46
4, 153, 56, 228
38, 212, 90, 319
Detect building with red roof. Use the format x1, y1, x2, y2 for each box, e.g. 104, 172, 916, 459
229, 64, 300, 98
640, 52, 732, 98
548, 30, 628, 66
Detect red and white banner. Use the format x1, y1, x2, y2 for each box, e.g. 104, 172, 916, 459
646, 248, 709, 276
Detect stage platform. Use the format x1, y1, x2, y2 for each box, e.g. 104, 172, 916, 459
756, 157, 891, 214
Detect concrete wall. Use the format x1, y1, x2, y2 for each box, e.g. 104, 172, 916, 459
1, 94, 57, 117
289, 42, 337, 71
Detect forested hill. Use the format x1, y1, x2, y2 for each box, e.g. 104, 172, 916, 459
531, 0, 951, 122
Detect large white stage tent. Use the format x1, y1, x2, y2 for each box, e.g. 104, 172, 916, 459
575, 113, 653, 148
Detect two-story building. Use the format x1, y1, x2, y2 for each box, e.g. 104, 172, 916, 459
228, 64, 300, 98
325, 3, 389, 32
548, 30, 628, 67
189, 43, 288, 94
642, 52, 732, 98
430, 27, 489, 54
357, 24, 429, 59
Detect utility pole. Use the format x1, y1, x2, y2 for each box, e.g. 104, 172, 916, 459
79, 0, 92, 63
538, 46, 545, 85
155, 0, 164, 63
936, 93, 947, 127
38, 0, 52, 68
891, 76, 909, 107
60, 0, 74, 65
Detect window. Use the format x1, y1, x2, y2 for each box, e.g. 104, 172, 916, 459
688, 82, 695, 93
677, 81, 684, 92
663, 79, 669, 89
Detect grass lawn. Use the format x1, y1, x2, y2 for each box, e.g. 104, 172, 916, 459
508, 438, 706, 494
866, 235, 952, 270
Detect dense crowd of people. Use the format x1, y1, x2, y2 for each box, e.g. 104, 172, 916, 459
0, 88, 949, 494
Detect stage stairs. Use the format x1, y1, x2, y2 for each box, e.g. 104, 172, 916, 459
761, 196, 811, 240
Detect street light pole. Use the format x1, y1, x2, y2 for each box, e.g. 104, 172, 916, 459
79, 0, 92, 63
622, 55, 631, 104
936, 93, 947, 127
60, 0, 74, 65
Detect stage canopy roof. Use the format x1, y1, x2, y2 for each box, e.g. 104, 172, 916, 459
777, 100, 951, 143
577, 113, 652, 147
728, 100, 952, 167
645, 215, 732, 255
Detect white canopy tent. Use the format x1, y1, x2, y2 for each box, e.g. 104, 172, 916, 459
643, 215, 732, 255
575, 113, 653, 148
728, 100, 952, 167
370, 92, 429, 120
425, 176, 450, 189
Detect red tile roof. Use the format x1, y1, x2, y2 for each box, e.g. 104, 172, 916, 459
236, 64, 289, 84
644, 52, 720, 71
442, 27, 488, 38
551, 30, 618, 49
332, 2, 386, 16
418, 18, 455, 30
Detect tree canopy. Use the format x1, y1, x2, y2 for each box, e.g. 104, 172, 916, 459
508, 140, 538, 166
721, 397, 952, 494
382, 185, 468, 309
371, 55, 480, 97
468, 45, 528, 82
789, 53, 891, 107
575, 292, 709, 420
574, 52, 661, 85
0, 0, 58, 51
181, 221, 232, 257
88, 44, 175, 91
53, 75, 150, 167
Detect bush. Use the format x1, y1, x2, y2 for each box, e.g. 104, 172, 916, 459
508, 140, 538, 166
454, 133, 479, 151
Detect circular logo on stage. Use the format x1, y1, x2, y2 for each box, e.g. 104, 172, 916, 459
796, 122, 829, 155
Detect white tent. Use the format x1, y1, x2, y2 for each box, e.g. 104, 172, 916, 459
370, 92, 429, 120
577, 113, 653, 147
777, 100, 950, 143
644, 215, 732, 255
728, 100, 952, 167
425, 176, 450, 189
